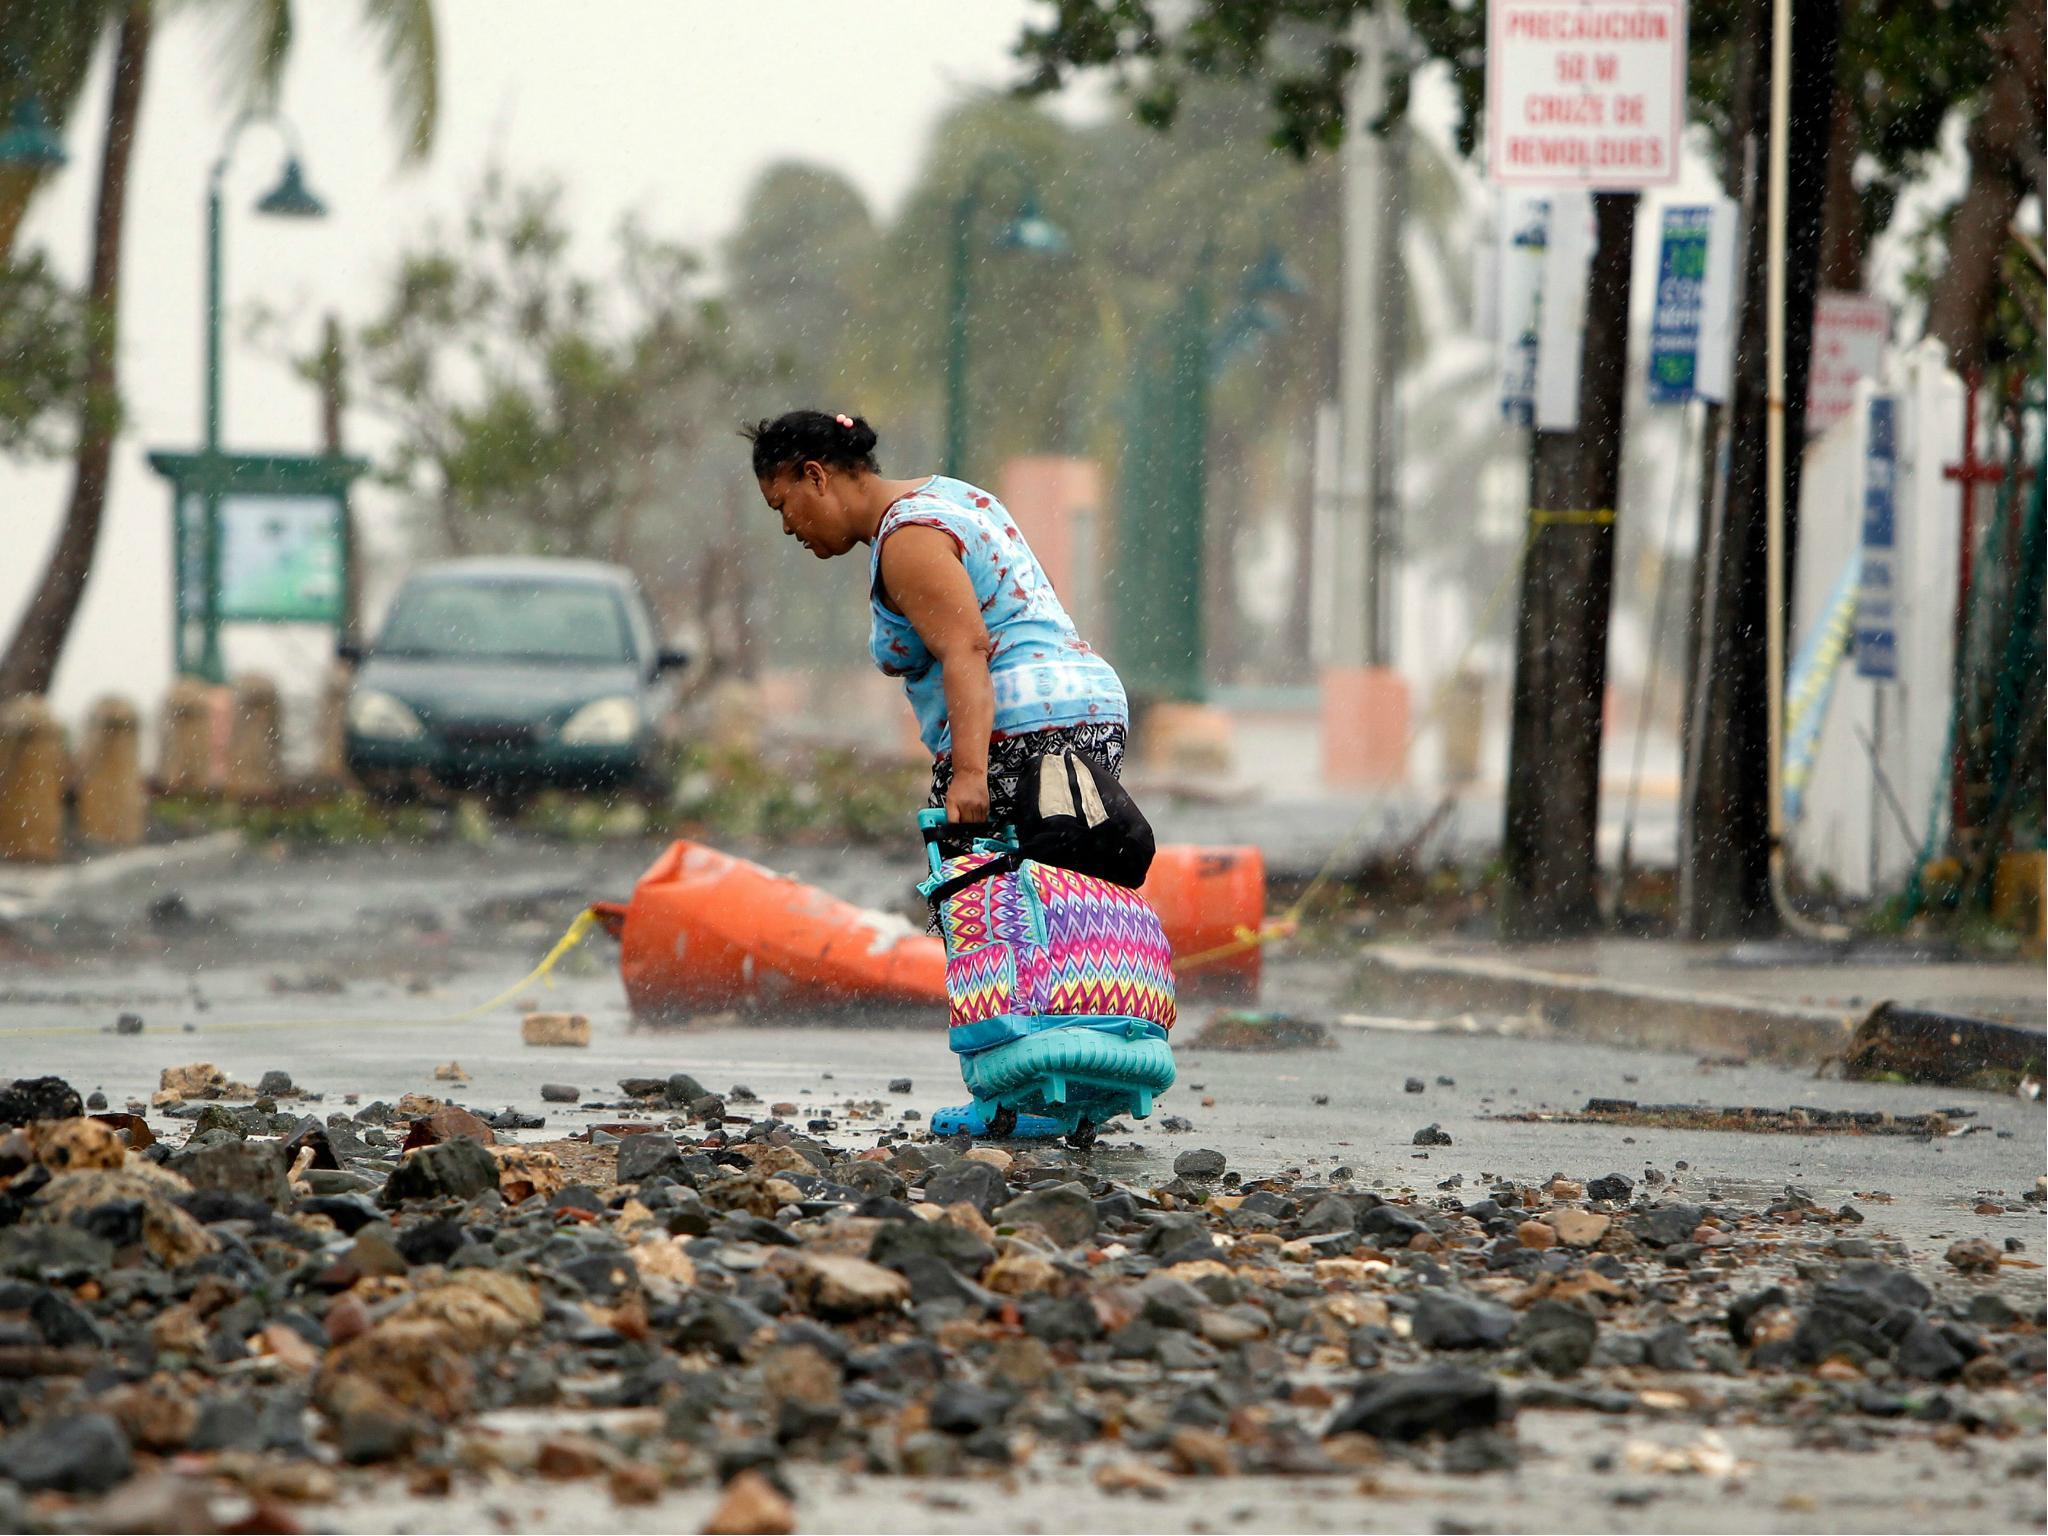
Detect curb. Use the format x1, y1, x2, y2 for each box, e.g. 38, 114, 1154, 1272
0, 830, 244, 921
1348, 944, 2045, 1084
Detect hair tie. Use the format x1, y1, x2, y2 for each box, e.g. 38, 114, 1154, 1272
834, 413, 854, 429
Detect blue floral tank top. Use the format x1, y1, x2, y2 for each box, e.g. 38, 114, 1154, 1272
868, 476, 1127, 758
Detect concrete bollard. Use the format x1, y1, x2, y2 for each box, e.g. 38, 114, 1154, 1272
315, 663, 352, 785
1137, 701, 1235, 777
0, 695, 68, 862
158, 677, 214, 795
226, 674, 282, 801
74, 695, 144, 846
1440, 672, 1487, 788
704, 678, 765, 756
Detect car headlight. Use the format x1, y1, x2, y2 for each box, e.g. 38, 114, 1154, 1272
560, 696, 640, 745
347, 689, 424, 741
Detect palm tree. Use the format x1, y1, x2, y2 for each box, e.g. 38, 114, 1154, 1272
0, 0, 438, 699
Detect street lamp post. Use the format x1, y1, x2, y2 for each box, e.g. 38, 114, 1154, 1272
943, 153, 1068, 481
192, 112, 326, 681
1115, 244, 1305, 703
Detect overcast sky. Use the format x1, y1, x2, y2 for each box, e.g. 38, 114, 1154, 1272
2, 0, 1056, 724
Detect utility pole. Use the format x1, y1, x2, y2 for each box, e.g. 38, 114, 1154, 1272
1678, 0, 1841, 938
1501, 192, 1639, 938
1321, 0, 1411, 787
316, 312, 356, 646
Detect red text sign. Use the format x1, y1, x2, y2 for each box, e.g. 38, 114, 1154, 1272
1488, 0, 1688, 188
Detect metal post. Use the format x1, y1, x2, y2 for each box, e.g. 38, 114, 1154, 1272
198, 177, 226, 683
944, 187, 975, 480
1334, 2, 1391, 670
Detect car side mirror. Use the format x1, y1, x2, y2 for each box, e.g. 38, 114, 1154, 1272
336, 638, 364, 665
655, 647, 689, 673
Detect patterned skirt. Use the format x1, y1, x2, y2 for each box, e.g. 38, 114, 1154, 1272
926, 720, 1128, 826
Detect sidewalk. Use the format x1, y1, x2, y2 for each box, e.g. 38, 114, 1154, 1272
1438, 935, 2046, 1030
1351, 934, 2046, 1087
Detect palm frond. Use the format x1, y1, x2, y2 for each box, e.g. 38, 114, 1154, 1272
356, 0, 437, 161
177, 0, 291, 115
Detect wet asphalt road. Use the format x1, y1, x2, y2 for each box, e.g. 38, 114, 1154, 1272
2, 833, 2043, 1534
7, 834, 2039, 1268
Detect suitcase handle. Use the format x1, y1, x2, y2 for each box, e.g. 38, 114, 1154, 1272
916, 808, 1017, 882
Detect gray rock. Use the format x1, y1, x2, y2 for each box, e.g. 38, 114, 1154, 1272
870, 1217, 993, 1276
1412, 1123, 1453, 1147
1173, 1148, 1227, 1180
924, 1158, 1010, 1216
169, 1139, 292, 1209
188, 1396, 264, 1454
0, 1412, 132, 1494
1633, 1204, 1706, 1247
1644, 1323, 1698, 1372
1140, 1211, 1219, 1263
540, 1083, 580, 1103
1894, 1318, 1966, 1380
1325, 1367, 1506, 1442
256, 1070, 294, 1097
1410, 1291, 1517, 1351
1518, 1299, 1598, 1375
0, 1076, 84, 1128
994, 1183, 1098, 1247
1966, 1293, 2022, 1331
29, 1287, 102, 1348
664, 1072, 710, 1107
336, 1397, 418, 1464
888, 1078, 913, 1094
382, 1136, 499, 1205
1295, 1194, 1361, 1237
617, 1133, 689, 1186
928, 1382, 1012, 1436
1586, 1173, 1634, 1202
1360, 1203, 1428, 1244
1404, 1077, 1426, 1094
0, 1224, 113, 1282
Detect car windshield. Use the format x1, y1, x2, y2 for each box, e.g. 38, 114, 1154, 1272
377, 578, 632, 664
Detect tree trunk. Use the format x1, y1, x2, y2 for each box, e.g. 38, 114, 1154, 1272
1501, 191, 1637, 939
316, 312, 359, 644
1926, 0, 2045, 373
1678, 0, 1841, 938
1816, 54, 1863, 290
0, 3, 151, 700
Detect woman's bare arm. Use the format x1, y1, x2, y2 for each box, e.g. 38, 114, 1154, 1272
880, 525, 994, 821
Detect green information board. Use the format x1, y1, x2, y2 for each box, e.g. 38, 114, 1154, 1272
149, 449, 367, 680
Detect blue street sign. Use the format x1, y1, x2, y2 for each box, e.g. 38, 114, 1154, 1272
1854, 396, 1898, 680
1648, 205, 1711, 404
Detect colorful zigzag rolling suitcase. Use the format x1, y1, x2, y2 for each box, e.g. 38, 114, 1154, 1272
917, 808, 1176, 1145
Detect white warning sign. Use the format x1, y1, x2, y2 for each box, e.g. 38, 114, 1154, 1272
1487, 0, 1688, 189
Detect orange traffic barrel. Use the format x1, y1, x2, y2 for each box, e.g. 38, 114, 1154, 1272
597, 839, 1270, 1017
601, 840, 945, 1019
1141, 844, 1267, 997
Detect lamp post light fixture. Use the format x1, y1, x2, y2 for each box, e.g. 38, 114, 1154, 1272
0, 94, 66, 169
191, 112, 328, 682
944, 154, 1070, 480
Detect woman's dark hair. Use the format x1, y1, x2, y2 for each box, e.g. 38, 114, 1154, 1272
742, 410, 880, 479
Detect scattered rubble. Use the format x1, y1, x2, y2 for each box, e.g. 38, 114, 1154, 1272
1502, 1099, 1989, 1137
521, 1012, 591, 1047
1184, 1010, 1335, 1051
0, 1068, 2038, 1529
